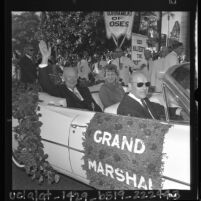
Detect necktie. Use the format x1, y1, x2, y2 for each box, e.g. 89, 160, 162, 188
73, 89, 82, 100
141, 98, 155, 120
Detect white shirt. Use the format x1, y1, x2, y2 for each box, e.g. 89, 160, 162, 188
25, 54, 33, 60
39, 63, 48, 68
128, 93, 143, 106
68, 87, 84, 101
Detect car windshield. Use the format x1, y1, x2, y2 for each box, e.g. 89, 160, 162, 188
171, 64, 190, 94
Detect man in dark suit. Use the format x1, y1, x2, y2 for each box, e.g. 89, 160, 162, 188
117, 71, 183, 120
38, 40, 102, 112
18, 45, 37, 84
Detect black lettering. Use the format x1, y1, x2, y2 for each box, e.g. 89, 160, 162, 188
137, 40, 142, 44
114, 21, 118, 26
120, 21, 125, 26
107, 12, 132, 16
110, 21, 129, 27
138, 46, 144, 52
133, 46, 144, 52
112, 16, 118, 20
137, 54, 142, 59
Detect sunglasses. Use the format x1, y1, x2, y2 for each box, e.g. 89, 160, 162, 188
132, 82, 151, 87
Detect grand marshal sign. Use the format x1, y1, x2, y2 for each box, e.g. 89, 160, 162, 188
82, 112, 171, 190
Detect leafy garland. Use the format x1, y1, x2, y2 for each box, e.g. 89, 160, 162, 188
12, 79, 60, 184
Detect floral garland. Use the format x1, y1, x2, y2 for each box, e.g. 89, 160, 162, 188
12, 80, 60, 184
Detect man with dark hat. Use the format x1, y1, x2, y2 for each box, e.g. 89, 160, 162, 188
18, 44, 37, 84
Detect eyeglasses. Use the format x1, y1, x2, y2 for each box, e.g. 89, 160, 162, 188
132, 82, 151, 87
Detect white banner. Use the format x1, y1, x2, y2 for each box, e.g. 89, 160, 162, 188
131, 33, 148, 66
104, 11, 135, 40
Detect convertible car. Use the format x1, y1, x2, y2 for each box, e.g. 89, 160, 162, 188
12, 62, 191, 190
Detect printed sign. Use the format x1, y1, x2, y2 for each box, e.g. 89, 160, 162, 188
131, 33, 148, 66
104, 11, 135, 40
82, 113, 171, 190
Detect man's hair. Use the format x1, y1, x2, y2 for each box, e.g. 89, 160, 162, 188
104, 64, 119, 76
24, 44, 34, 54
63, 66, 78, 74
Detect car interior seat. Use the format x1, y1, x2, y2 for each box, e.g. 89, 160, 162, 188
39, 92, 67, 107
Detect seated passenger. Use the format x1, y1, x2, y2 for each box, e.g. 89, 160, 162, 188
38, 40, 102, 112
99, 64, 125, 109
117, 71, 185, 120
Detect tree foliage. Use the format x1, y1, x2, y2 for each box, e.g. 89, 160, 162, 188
36, 12, 118, 64
12, 12, 40, 54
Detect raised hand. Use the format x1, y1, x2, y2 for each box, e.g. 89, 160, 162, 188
39, 40, 51, 59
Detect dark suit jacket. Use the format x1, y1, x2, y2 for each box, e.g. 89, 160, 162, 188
117, 93, 179, 120
18, 55, 37, 84
39, 66, 102, 112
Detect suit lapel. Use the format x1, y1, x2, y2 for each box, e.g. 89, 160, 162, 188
65, 87, 83, 103
127, 95, 150, 118
144, 98, 159, 119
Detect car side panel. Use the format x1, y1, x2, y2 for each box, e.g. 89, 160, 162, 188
39, 105, 76, 173
68, 112, 95, 181
162, 123, 190, 188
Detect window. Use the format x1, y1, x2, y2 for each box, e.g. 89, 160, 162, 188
171, 64, 190, 93
163, 85, 189, 122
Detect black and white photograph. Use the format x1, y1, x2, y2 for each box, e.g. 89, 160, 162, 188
5, 1, 198, 200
